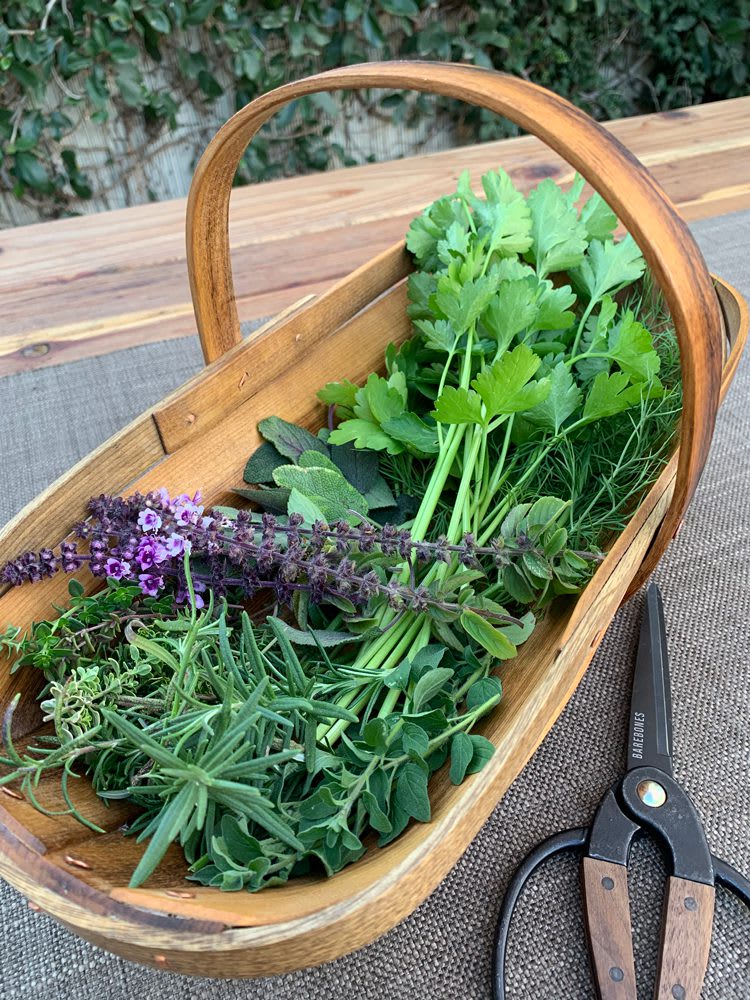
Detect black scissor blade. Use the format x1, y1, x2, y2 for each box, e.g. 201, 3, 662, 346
627, 582, 673, 776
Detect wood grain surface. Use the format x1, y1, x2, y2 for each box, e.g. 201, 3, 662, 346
0, 95, 747, 375
582, 856, 637, 999
654, 877, 715, 1000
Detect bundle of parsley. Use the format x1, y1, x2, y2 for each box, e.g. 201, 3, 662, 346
0, 169, 680, 891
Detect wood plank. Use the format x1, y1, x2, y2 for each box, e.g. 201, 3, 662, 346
0, 98, 747, 374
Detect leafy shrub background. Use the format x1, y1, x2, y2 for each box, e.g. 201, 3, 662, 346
1, 0, 748, 224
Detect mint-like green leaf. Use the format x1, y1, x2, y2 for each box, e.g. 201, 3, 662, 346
395, 762, 431, 822
384, 658, 412, 690
497, 610, 536, 646
502, 564, 537, 603
526, 496, 569, 531
432, 385, 484, 425
381, 412, 439, 455
527, 178, 589, 278
466, 735, 496, 774
460, 609, 517, 660
362, 790, 392, 834
472, 344, 550, 419
572, 235, 646, 303
465, 676, 503, 710
607, 310, 661, 382
401, 723, 430, 758
525, 362, 582, 432
411, 666, 454, 712
449, 732, 474, 784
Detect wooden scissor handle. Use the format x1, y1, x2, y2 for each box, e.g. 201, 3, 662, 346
583, 856, 637, 999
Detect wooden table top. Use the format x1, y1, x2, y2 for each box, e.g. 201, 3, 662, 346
1, 96, 748, 378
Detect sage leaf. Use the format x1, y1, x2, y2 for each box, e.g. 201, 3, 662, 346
273, 465, 369, 522
258, 416, 328, 461
243, 442, 285, 483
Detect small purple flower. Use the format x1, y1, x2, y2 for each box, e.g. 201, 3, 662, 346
164, 533, 190, 558
138, 573, 164, 597
137, 509, 162, 533
105, 557, 131, 580
173, 499, 204, 526
136, 536, 168, 570
176, 578, 206, 609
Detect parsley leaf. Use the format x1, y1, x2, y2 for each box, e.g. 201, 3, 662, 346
525, 361, 582, 433
572, 234, 646, 303
580, 191, 618, 241
527, 178, 589, 278
580, 370, 662, 424
432, 385, 484, 425
608, 310, 661, 382
471, 344, 550, 419
480, 277, 540, 351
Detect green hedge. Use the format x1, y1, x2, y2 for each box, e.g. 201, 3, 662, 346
1, 0, 748, 219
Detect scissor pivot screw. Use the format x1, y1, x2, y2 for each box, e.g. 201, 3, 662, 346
636, 779, 667, 807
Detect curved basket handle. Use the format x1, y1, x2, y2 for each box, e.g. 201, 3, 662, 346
186, 60, 723, 585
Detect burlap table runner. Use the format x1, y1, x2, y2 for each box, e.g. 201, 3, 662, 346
1, 210, 748, 999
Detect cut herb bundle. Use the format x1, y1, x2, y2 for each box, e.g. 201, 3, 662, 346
0, 168, 680, 891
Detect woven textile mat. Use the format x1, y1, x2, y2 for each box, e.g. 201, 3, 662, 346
1, 211, 749, 999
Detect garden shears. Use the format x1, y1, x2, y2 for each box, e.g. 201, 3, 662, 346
493, 583, 750, 999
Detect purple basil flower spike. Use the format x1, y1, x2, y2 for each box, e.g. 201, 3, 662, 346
105, 557, 131, 580
164, 533, 190, 558
135, 536, 168, 570
138, 573, 164, 597
137, 509, 162, 533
